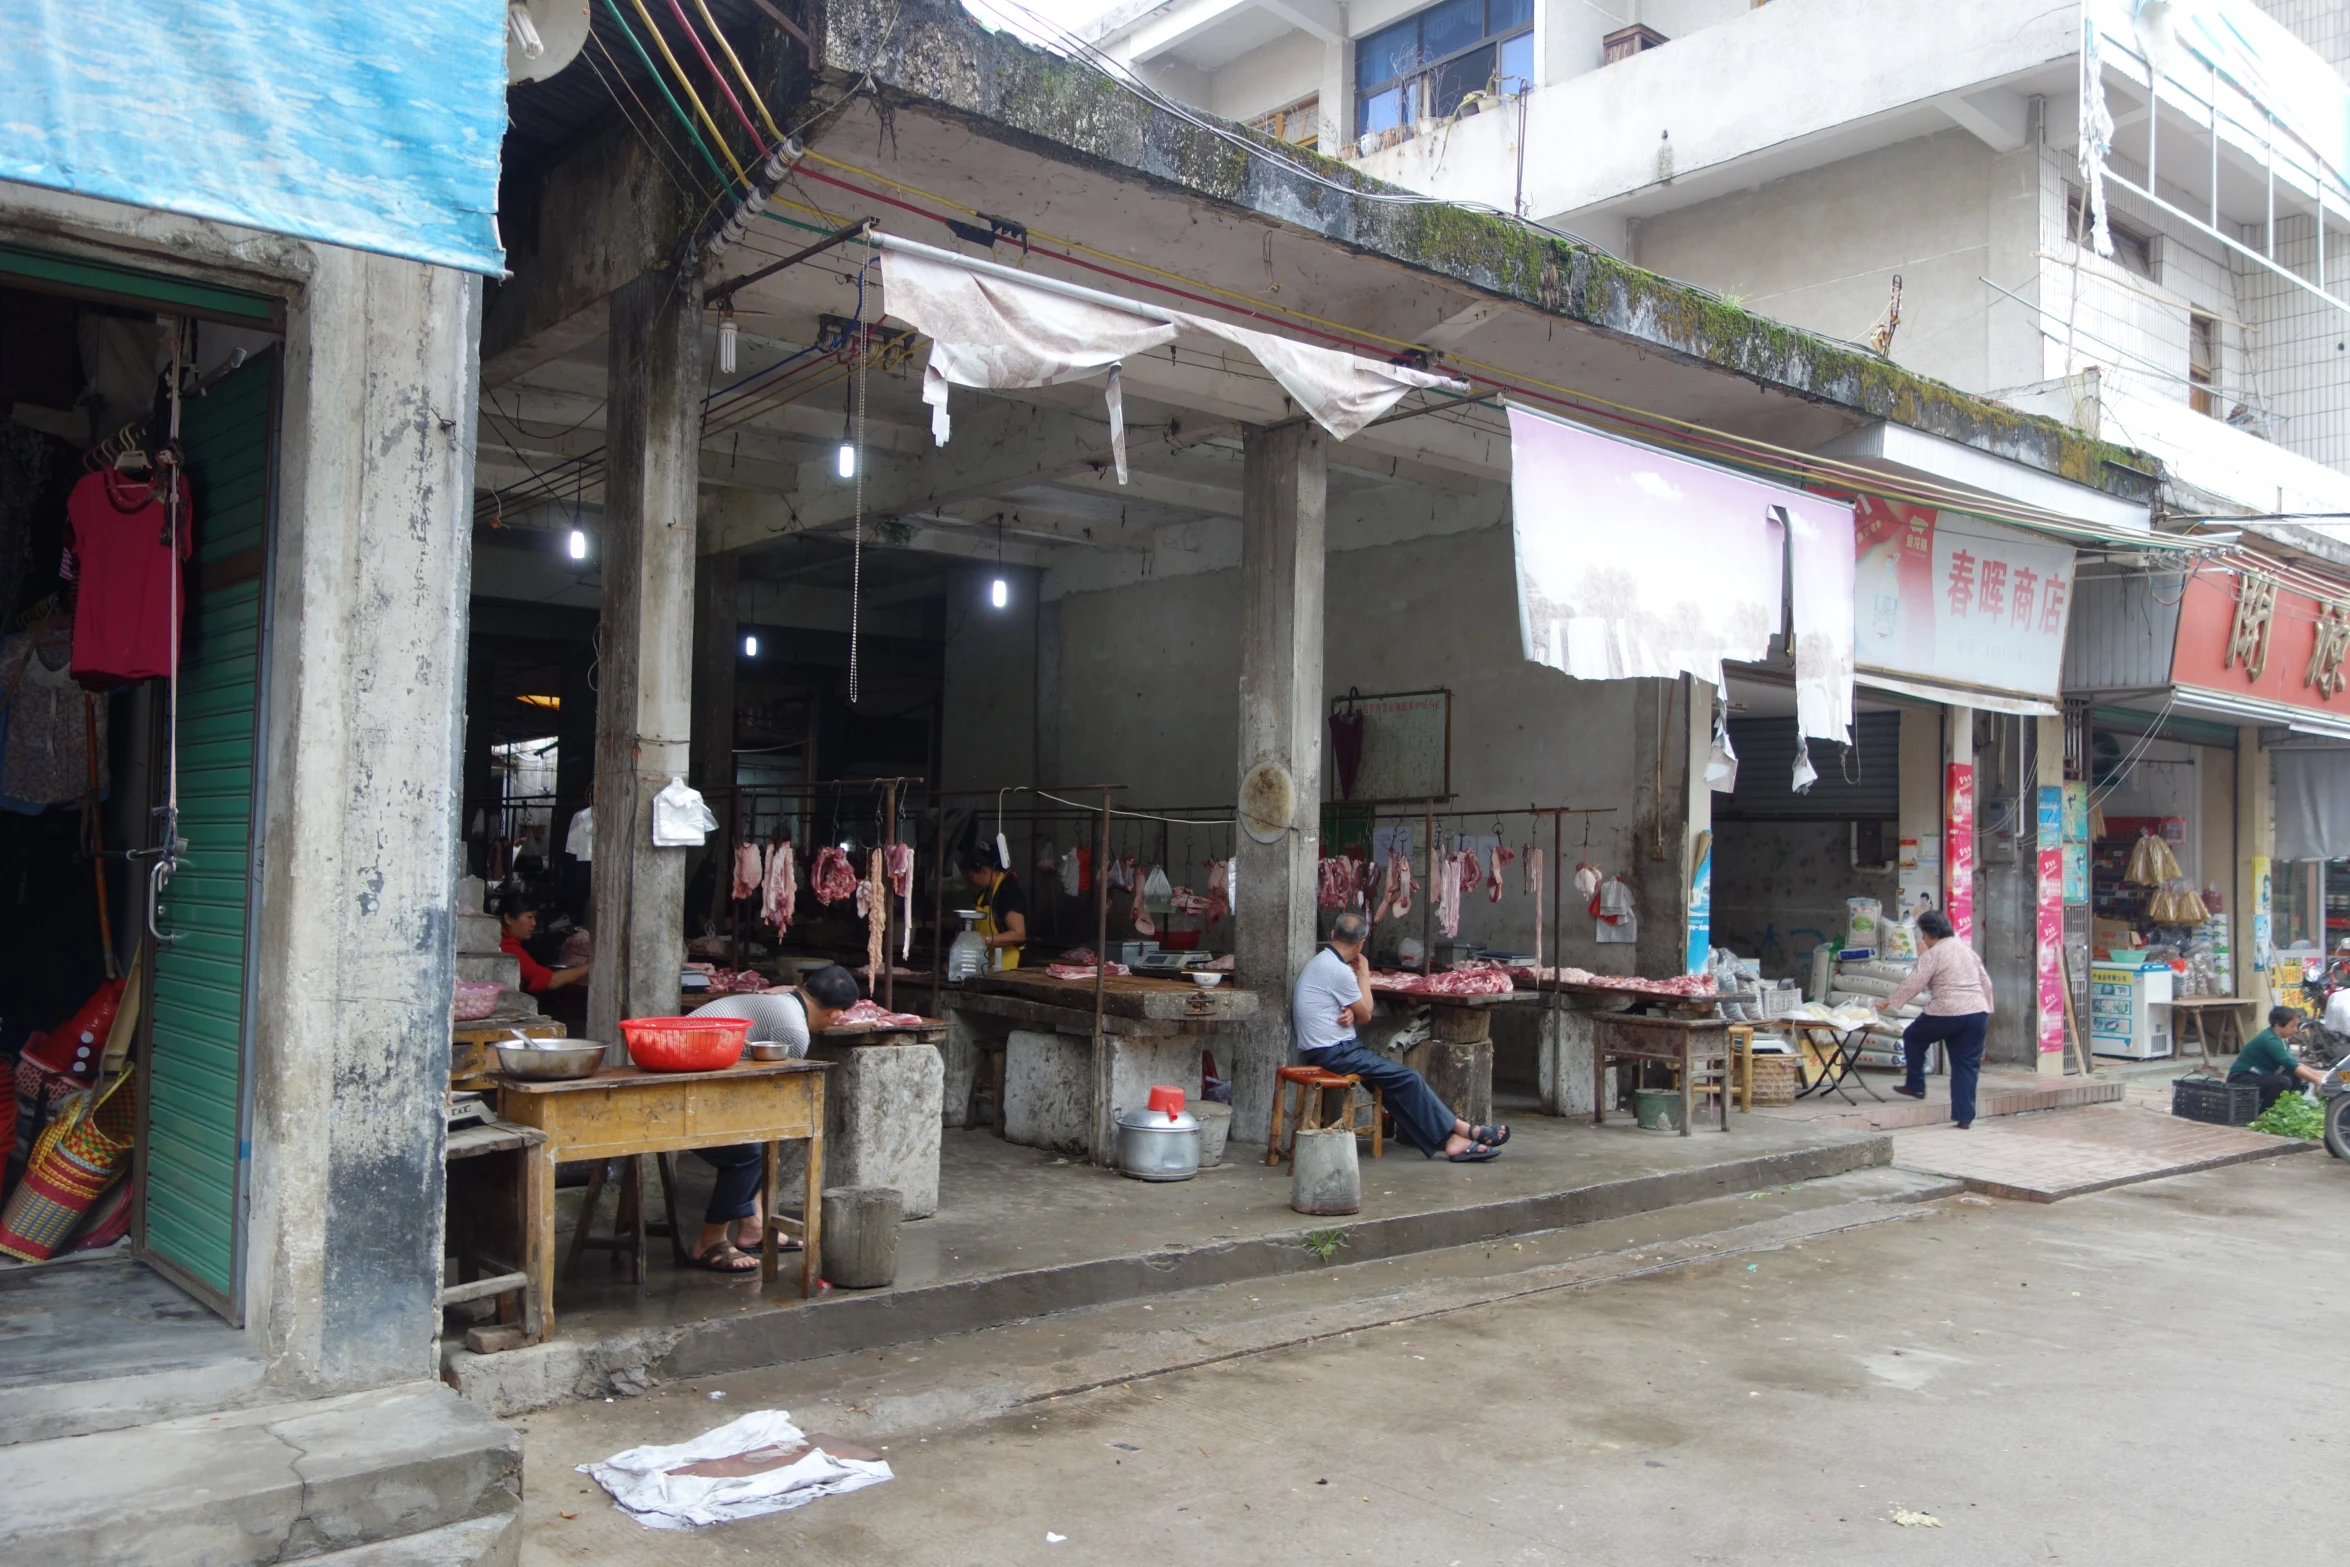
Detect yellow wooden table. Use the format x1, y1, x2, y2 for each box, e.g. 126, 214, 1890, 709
495, 1060, 830, 1332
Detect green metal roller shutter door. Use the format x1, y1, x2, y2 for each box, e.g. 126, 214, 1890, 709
142, 355, 273, 1312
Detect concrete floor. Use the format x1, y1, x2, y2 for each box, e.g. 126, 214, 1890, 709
513, 1148, 2350, 1564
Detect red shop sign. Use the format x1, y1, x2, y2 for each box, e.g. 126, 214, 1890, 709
2171, 571, 2350, 714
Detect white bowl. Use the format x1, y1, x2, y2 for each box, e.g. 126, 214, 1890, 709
1190, 972, 1224, 990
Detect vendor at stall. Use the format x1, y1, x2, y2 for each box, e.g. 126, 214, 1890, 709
965, 844, 1029, 971
2230, 1007, 2327, 1109
683, 964, 862, 1273
496, 894, 590, 993
1294, 912, 1509, 1162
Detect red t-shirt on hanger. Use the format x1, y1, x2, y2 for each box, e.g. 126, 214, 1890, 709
65, 467, 192, 686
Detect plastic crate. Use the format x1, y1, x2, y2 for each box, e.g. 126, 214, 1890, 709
2171, 1075, 2261, 1126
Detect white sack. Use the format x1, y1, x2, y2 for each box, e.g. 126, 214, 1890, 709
581, 1408, 893, 1531
651, 777, 718, 847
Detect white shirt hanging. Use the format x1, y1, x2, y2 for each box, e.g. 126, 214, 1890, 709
650, 778, 718, 847
565, 807, 594, 863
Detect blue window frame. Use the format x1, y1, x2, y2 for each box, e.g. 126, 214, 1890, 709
1354, 0, 1534, 140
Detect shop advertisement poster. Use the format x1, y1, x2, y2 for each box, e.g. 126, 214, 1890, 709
2063, 843, 2090, 904
2035, 786, 2065, 1055
1896, 834, 1941, 922
2250, 855, 2272, 973
1946, 764, 1976, 941
2062, 781, 2090, 844
1686, 838, 1713, 976
1853, 496, 2075, 700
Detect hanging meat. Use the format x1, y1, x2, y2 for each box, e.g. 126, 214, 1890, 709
1526, 846, 1544, 969
761, 840, 796, 933
863, 850, 888, 981
1486, 848, 1507, 904
1390, 846, 1414, 918
1205, 858, 1230, 924
812, 845, 858, 905
1459, 845, 1481, 893
731, 841, 764, 903
1317, 858, 1347, 910
886, 843, 915, 958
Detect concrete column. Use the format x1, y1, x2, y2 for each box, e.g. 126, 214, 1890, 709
1982, 716, 2033, 1066
2236, 725, 2272, 1010
689, 552, 739, 798
1629, 678, 1694, 979
1685, 676, 1712, 975
1230, 423, 1327, 1143
587, 272, 704, 1045
247, 249, 480, 1392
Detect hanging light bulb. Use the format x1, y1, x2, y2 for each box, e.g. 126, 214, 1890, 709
837, 382, 856, 480
566, 527, 588, 560
743, 632, 758, 657
836, 440, 856, 480
990, 577, 1009, 610
716, 310, 738, 375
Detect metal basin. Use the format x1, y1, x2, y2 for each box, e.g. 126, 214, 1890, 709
746, 1039, 808, 1062
490, 1040, 607, 1081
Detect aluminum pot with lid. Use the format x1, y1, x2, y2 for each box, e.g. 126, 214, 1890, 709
1114, 1102, 1201, 1182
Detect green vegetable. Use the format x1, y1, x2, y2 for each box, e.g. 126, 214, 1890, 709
2250, 1093, 2324, 1140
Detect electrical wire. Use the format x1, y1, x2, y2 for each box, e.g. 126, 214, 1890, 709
599, 0, 731, 189
693, 0, 785, 144
625, 0, 747, 183
665, 0, 767, 154
585, 32, 714, 203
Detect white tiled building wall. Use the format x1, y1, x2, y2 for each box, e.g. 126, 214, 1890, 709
2252, 0, 2349, 78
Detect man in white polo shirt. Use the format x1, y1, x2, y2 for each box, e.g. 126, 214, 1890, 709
1292, 912, 1507, 1161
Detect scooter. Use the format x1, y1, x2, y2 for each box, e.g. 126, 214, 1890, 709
2324, 1054, 2350, 1163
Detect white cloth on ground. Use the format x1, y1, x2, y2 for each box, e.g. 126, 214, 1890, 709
580, 1409, 892, 1530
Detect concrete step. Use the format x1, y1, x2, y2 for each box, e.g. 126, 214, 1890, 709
456, 912, 506, 956
1755, 1075, 2122, 1133
309, 1512, 517, 1566
446, 1126, 1894, 1415
506, 1166, 1963, 1478
0, 1256, 269, 1446
0, 1381, 520, 1566
456, 952, 522, 988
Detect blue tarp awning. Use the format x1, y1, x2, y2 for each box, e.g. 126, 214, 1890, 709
0, 2, 506, 276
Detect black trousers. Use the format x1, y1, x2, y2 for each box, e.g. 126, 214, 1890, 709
694, 1144, 764, 1224
1902, 1011, 1988, 1125
2226, 1069, 2300, 1112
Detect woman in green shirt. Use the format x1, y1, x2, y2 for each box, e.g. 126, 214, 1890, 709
2230, 1007, 2327, 1110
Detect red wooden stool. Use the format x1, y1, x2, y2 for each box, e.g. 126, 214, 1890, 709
1266, 1065, 1384, 1167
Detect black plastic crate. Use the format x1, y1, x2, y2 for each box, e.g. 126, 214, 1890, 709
2172, 1075, 2261, 1126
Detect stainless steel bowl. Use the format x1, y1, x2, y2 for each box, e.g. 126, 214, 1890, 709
489, 1040, 607, 1080
746, 1039, 808, 1062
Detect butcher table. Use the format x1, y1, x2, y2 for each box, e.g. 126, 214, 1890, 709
493, 1059, 829, 1332
1591, 1012, 1733, 1134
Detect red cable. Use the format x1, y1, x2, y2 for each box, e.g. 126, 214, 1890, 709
665, 0, 767, 154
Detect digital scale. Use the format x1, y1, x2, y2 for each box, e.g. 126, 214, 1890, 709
1134, 950, 1211, 974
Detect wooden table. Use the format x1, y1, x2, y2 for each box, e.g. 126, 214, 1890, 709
451, 1019, 566, 1089
2163, 997, 2254, 1062
1592, 1012, 1733, 1134
494, 1060, 829, 1332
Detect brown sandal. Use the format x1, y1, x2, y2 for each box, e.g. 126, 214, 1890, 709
685, 1242, 761, 1274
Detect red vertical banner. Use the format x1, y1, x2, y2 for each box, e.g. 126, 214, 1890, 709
2036, 846, 2065, 1055
1945, 763, 1975, 942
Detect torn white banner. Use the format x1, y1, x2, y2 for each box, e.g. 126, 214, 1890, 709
2078, 14, 2117, 259
581, 1409, 893, 1530
876, 235, 1468, 479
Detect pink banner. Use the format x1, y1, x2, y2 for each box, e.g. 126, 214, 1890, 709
1945, 763, 1975, 943
2036, 845, 2065, 1054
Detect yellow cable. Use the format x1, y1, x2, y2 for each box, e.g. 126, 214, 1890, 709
796, 150, 2177, 546
694, 0, 785, 145
628, 0, 747, 184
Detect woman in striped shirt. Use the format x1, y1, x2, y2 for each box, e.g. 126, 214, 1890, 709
1873, 910, 1993, 1128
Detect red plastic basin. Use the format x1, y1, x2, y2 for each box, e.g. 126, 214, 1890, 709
620, 1015, 751, 1072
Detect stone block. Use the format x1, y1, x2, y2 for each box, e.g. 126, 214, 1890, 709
456, 951, 520, 989
455, 912, 505, 956
816, 1041, 944, 1219
1003, 1029, 1091, 1156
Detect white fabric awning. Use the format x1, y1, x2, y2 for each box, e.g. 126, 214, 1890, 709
875, 234, 1468, 482
1855, 670, 2060, 717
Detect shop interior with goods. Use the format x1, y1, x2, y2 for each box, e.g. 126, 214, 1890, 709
0, 268, 280, 1298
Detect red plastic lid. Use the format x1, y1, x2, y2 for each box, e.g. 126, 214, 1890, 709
1146, 1084, 1186, 1120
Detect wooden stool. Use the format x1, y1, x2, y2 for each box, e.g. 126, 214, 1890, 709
441, 1120, 547, 1351
1693, 1023, 1755, 1113
1267, 1065, 1384, 1167
965, 1039, 1007, 1132
565, 1153, 688, 1283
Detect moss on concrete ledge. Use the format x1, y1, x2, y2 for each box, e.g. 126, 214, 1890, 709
814, 0, 2150, 500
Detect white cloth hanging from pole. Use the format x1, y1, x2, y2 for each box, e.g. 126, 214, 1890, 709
876, 235, 1470, 469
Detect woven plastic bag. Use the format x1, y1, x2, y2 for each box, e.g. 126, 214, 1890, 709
0, 1069, 136, 1262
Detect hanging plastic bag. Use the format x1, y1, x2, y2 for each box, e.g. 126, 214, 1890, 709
650, 778, 717, 847
1573, 860, 1602, 902
1791, 738, 1818, 795
1142, 863, 1173, 907
1706, 709, 1739, 792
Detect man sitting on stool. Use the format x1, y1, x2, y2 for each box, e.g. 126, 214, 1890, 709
2229, 1006, 2327, 1110
680, 964, 861, 1272
1292, 911, 1508, 1162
